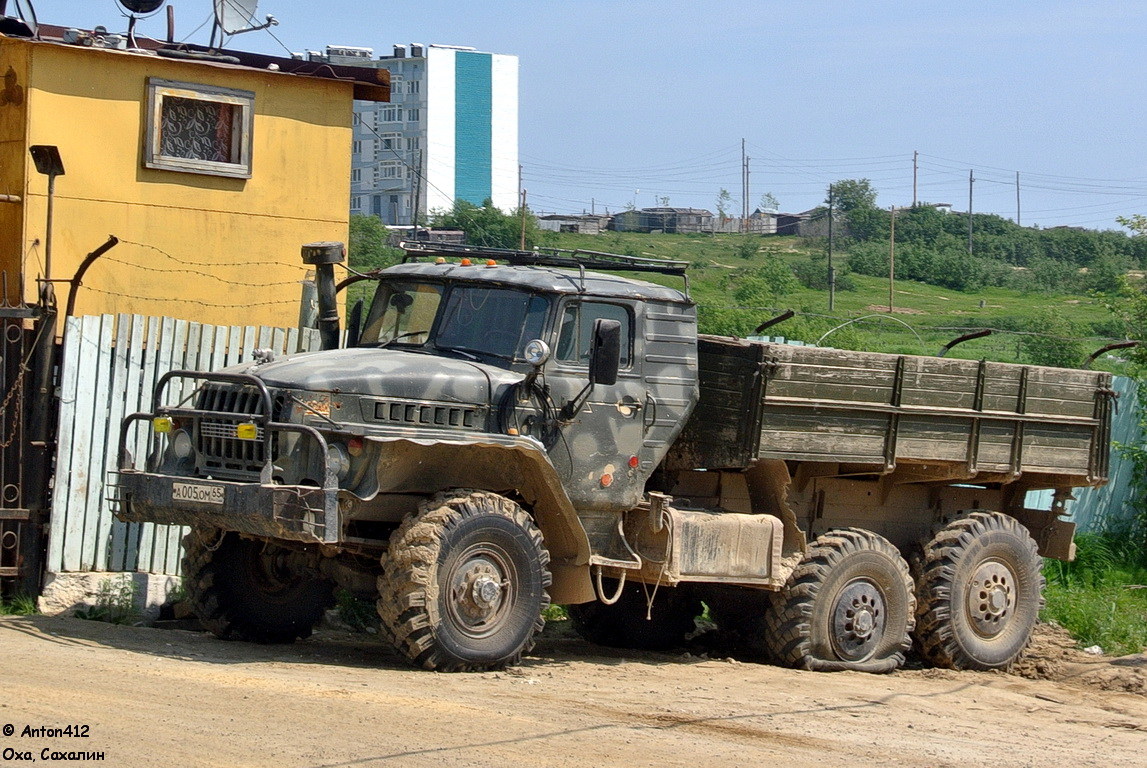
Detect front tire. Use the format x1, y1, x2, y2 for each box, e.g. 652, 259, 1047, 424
914, 512, 1045, 671
181, 528, 335, 644
377, 491, 551, 672
765, 528, 915, 673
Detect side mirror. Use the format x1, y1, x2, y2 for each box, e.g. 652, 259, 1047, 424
589, 318, 621, 386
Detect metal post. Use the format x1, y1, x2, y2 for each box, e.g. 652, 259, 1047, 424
889, 206, 896, 313
967, 170, 974, 254
827, 184, 835, 312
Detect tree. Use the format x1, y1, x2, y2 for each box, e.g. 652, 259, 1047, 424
348, 214, 400, 271
758, 192, 780, 212
431, 199, 539, 249
1117, 214, 1147, 236
716, 188, 732, 221
826, 179, 878, 213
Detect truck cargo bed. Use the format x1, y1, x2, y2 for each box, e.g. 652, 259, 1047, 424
667, 336, 1113, 487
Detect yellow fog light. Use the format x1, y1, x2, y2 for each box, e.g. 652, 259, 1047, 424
236, 422, 258, 440
153, 417, 173, 433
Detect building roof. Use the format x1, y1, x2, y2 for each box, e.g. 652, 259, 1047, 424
7, 24, 390, 101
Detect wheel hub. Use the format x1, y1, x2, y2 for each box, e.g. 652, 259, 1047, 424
966, 560, 1015, 638
831, 579, 886, 661
449, 555, 511, 632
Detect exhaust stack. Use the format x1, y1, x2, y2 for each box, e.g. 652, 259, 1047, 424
302, 241, 345, 350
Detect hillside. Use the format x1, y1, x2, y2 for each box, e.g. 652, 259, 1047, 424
543, 230, 1126, 370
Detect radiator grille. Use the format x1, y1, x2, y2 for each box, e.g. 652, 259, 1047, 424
195, 384, 278, 478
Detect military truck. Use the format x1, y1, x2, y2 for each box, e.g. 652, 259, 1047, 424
114, 241, 1113, 674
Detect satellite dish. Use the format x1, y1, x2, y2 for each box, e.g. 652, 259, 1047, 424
116, 0, 165, 12
0, 0, 38, 38
114, 0, 165, 48
212, 0, 277, 41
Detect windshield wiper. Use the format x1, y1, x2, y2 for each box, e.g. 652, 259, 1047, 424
434, 346, 481, 361
381, 330, 428, 347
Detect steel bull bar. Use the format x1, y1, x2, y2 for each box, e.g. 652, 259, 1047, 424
112, 370, 340, 544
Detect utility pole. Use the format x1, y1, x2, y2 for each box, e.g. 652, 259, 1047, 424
741, 138, 750, 233
1016, 171, 1021, 226
912, 150, 918, 207
967, 169, 974, 255
828, 184, 836, 312
889, 206, 896, 313
411, 149, 423, 231
519, 187, 528, 249
591, 197, 595, 216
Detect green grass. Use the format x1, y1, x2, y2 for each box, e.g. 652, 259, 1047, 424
0, 594, 37, 615
1041, 532, 1147, 656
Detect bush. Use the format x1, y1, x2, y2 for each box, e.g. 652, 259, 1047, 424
1017, 308, 1087, 368
722, 259, 799, 303
793, 255, 856, 291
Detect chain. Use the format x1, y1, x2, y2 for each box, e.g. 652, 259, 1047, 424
0, 363, 27, 449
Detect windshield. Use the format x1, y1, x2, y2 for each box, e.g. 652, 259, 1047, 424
359, 281, 443, 346
359, 280, 551, 361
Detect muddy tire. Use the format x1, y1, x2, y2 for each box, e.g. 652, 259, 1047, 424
376, 491, 551, 672
764, 528, 915, 673
181, 528, 334, 644
914, 512, 1045, 671
569, 580, 702, 652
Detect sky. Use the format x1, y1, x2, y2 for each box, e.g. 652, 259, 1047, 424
26, 0, 1147, 230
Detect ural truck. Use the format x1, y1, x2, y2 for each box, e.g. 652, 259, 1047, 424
114, 242, 1112, 674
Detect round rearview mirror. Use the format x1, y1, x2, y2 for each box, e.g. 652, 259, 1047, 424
523, 339, 551, 367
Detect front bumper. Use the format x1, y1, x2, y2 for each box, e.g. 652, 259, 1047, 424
113, 470, 338, 544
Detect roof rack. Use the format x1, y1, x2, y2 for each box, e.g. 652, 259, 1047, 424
398, 241, 689, 278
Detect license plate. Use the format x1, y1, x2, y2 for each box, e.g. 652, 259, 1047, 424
172, 482, 225, 506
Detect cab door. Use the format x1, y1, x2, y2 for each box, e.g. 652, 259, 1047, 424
544, 298, 647, 511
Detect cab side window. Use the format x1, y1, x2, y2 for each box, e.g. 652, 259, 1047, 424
555, 301, 632, 367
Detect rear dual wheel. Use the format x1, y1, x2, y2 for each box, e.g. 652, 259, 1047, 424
913, 512, 1044, 671
765, 529, 915, 673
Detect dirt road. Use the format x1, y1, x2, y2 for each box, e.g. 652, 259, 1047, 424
1, 615, 1144, 767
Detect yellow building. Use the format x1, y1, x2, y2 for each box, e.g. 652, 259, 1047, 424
0, 27, 388, 326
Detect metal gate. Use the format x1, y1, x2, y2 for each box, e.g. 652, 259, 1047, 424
0, 293, 55, 599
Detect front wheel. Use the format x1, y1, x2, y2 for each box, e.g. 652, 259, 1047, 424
181, 529, 335, 644
914, 512, 1044, 671
764, 528, 915, 673
377, 491, 551, 672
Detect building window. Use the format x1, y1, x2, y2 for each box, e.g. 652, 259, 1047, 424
406, 108, 420, 122
353, 140, 362, 155
145, 78, 254, 178
353, 112, 362, 126
351, 196, 362, 210
380, 162, 401, 179
406, 137, 421, 152
376, 133, 400, 158
382, 106, 401, 122
352, 168, 362, 183
407, 80, 420, 94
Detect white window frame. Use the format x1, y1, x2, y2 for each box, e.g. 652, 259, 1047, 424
145, 78, 254, 179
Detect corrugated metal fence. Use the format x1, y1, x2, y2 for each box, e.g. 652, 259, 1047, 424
47, 314, 319, 576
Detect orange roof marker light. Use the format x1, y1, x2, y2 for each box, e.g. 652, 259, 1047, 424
435, 257, 446, 264
485, 259, 497, 267
460, 258, 472, 266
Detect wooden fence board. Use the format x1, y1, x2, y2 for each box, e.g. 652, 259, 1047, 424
48, 315, 321, 576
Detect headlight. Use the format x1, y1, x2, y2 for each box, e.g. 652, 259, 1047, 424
524, 339, 551, 366
326, 443, 351, 479
171, 429, 194, 460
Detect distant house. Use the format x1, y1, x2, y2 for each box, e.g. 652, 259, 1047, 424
775, 212, 811, 236
747, 209, 778, 235
609, 207, 713, 234
0, 24, 388, 327
537, 214, 609, 235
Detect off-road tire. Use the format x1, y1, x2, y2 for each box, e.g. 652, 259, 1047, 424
569, 580, 702, 652
764, 528, 915, 673
376, 491, 551, 672
181, 528, 335, 644
914, 511, 1045, 671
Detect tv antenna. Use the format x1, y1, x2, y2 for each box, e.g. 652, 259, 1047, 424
114, 0, 166, 48
210, 0, 278, 48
